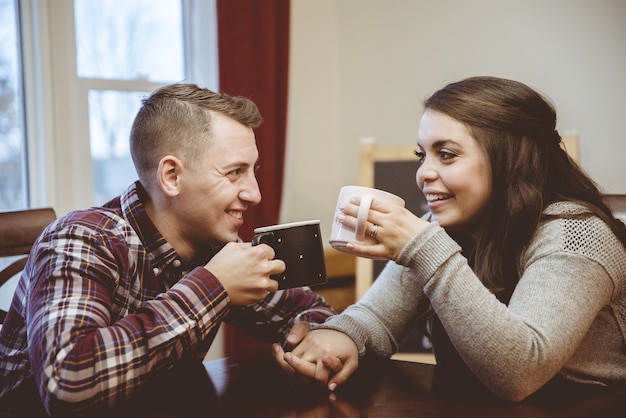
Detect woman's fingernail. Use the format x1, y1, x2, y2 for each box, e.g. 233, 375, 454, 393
328, 382, 337, 391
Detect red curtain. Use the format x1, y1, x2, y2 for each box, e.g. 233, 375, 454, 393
216, 0, 290, 356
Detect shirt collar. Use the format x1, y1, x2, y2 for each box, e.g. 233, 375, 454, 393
118, 182, 230, 286
120, 181, 179, 276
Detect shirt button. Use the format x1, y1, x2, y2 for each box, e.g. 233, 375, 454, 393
153, 267, 161, 275
172, 259, 182, 268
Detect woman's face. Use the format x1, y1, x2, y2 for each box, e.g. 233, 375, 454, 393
416, 109, 492, 233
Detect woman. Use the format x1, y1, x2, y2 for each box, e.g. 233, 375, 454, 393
274, 76, 626, 401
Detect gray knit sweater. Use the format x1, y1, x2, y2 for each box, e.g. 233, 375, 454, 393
319, 201, 626, 401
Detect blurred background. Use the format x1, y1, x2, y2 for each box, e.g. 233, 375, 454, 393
1, 0, 625, 357
2, 0, 625, 235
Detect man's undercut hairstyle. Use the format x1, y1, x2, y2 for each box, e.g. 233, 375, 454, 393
129, 83, 263, 188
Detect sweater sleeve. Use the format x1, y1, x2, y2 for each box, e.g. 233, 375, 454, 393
318, 211, 623, 402
395, 219, 618, 402
316, 259, 431, 357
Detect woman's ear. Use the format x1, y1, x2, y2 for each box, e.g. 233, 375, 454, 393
157, 156, 182, 197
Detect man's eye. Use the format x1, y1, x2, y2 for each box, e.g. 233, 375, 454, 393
228, 168, 243, 178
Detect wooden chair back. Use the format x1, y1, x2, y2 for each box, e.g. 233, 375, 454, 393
0, 207, 56, 323
605, 194, 626, 224
560, 133, 580, 163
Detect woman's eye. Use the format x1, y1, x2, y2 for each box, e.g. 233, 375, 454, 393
439, 150, 456, 161
413, 150, 425, 163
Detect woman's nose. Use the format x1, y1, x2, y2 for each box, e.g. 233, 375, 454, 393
417, 159, 437, 184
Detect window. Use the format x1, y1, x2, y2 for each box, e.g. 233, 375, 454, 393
75, 0, 219, 207
0, 0, 27, 210
13, 0, 218, 214
74, 0, 186, 204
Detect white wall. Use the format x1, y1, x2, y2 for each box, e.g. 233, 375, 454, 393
284, 0, 626, 243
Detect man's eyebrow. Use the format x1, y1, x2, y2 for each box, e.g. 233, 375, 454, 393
223, 161, 249, 168
222, 158, 260, 170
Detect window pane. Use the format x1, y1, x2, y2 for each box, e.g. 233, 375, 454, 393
89, 90, 145, 204
74, 0, 184, 82
0, 0, 26, 310
0, 0, 27, 210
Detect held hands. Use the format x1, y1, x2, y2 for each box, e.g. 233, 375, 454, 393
204, 241, 285, 306
339, 197, 427, 260
273, 327, 359, 392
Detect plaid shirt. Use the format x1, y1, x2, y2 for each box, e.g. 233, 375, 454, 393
0, 182, 335, 414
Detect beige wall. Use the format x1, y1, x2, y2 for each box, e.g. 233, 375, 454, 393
283, 0, 626, 244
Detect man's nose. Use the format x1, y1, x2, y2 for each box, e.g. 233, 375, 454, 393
240, 175, 262, 205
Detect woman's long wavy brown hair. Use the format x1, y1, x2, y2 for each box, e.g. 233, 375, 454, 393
421, 76, 626, 305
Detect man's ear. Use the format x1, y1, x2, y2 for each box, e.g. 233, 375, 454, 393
157, 156, 182, 197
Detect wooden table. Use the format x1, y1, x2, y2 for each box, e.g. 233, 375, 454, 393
122, 354, 626, 418
5, 354, 625, 417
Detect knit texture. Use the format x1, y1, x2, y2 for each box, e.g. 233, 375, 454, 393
318, 201, 626, 401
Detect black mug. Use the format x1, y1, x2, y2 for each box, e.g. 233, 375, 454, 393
251, 220, 327, 289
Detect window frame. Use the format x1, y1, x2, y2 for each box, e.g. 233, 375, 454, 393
19, 0, 218, 214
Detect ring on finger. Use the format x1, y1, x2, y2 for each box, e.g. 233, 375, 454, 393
370, 224, 379, 238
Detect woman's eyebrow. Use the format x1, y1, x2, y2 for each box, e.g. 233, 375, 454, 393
418, 139, 461, 148
432, 139, 462, 148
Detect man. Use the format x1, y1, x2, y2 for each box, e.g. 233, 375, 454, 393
0, 84, 335, 415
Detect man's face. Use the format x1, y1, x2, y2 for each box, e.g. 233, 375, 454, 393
177, 112, 261, 247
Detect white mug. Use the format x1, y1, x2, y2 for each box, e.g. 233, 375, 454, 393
329, 186, 405, 249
